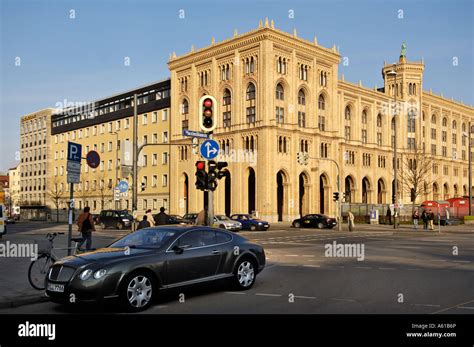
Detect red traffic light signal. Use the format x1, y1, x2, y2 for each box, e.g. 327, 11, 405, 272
196, 161, 205, 170
199, 95, 217, 132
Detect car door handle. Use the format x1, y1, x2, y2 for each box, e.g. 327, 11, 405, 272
211, 250, 220, 255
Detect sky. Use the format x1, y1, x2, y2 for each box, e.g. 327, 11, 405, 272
1, 0, 473, 172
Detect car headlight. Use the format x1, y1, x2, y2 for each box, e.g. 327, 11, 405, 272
122, 219, 129, 222
94, 269, 107, 279
258, 222, 263, 225
79, 269, 93, 280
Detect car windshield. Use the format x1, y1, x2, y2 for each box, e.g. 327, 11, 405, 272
215, 215, 230, 221
110, 228, 178, 248
118, 211, 131, 218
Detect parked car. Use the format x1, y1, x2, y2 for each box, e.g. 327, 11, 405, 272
213, 215, 242, 231
292, 214, 337, 229
230, 214, 270, 231
168, 215, 194, 225
91, 214, 100, 225
45, 225, 265, 312
183, 213, 198, 224
0, 204, 6, 237
98, 210, 134, 230
5, 217, 16, 224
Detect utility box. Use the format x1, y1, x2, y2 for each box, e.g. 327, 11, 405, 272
369, 209, 379, 224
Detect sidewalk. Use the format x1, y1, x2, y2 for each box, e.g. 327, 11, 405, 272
0, 230, 115, 309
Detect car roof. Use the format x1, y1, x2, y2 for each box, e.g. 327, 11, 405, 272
146, 225, 227, 234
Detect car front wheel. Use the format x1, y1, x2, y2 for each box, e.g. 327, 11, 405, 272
120, 272, 155, 312
317, 222, 324, 229
233, 259, 256, 290
250, 224, 257, 231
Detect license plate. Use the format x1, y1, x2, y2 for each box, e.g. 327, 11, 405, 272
47, 283, 65, 293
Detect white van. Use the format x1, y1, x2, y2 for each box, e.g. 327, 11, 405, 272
0, 204, 6, 237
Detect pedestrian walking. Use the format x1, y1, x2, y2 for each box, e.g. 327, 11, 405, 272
154, 207, 170, 225
421, 210, 428, 230
386, 206, 392, 225
347, 211, 355, 232
137, 215, 151, 230
76, 207, 95, 250
428, 210, 434, 230
412, 209, 420, 230
445, 208, 450, 226
145, 209, 155, 227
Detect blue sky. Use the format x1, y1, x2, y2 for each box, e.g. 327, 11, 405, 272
1, 0, 473, 172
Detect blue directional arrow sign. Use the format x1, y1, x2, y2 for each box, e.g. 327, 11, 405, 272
200, 139, 220, 160
117, 180, 129, 193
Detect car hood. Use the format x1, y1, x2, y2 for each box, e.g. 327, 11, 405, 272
55, 247, 160, 267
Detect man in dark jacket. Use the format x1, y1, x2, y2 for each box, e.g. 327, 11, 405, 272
76, 207, 95, 250
137, 215, 151, 230
154, 207, 170, 225
386, 206, 392, 225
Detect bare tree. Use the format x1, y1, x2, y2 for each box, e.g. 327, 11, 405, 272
48, 177, 65, 222
399, 141, 435, 211
76, 181, 88, 209
95, 172, 111, 210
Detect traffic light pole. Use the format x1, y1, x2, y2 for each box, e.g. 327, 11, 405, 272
207, 134, 214, 227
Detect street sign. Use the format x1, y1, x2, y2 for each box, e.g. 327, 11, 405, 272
182, 129, 210, 139
117, 180, 129, 193
67, 161, 80, 172
200, 139, 220, 160
86, 151, 100, 169
67, 142, 82, 162
67, 172, 80, 184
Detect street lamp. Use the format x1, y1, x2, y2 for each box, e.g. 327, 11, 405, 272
111, 131, 120, 209
386, 66, 399, 229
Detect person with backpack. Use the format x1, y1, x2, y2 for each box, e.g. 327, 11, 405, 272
76, 206, 95, 250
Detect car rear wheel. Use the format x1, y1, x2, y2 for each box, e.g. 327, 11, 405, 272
250, 224, 257, 231
293, 221, 301, 228
317, 222, 324, 229
233, 259, 256, 290
120, 272, 155, 312
117, 222, 124, 230
100, 223, 106, 230
219, 224, 226, 229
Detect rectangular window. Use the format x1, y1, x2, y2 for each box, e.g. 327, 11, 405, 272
162, 174, 168, 187
162, 109, 168, 121
162, 152, 168, 165
152, 112, 158, 123
152, 175, 157, 187
223, 112, 231, 128
143, 155, 148, 167
163, 132, 168, 143
153, 133, 158, 144
377, 133, 382, 146
345, 126, 351, 141
142, 114, 148, 125
152, 154, 157, 166
108, 141, 112, 151
431, 144, 437, 156
125, 118, 130, 129
298, 112, 306, 127
276, 107, 284, 124
362, 130, 367, 144
246, 107, 256, 124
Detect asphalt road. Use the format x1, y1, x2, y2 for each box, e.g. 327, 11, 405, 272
1, 222, 474, 314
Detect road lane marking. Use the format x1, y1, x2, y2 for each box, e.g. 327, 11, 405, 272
303, 264, 321, 268
331, 298, 356, 302
284, 254, 300, 257
256, 293, 282, 297
432, 259, 447, 262
452, 260, 471, 263
294, 295, 317, 300
457, 306, 474, 310
412, 304, 441, 308
225, 292, 247, 295
431, 298, 474, 314
379, 267, 397, 270
355, 266, 372, 269
302, 255, 316, 257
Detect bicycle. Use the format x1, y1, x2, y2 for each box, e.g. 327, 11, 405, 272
28, 232, 85, 290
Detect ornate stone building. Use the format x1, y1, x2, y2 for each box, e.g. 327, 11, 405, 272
168, 19, 474, 222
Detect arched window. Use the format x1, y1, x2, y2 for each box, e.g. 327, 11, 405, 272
344, 105, 351, 120
442, 117, 447, 127
276, 83, 284, 100
452, 120, 457, 130
462, 122, 466, 132
246, 83, 256, 100
362, 110, 368, 124
431, 114, 437, 124
376, 114, 382, 127
298, 89, 306, 105
223, 89, 231, 106
318, 94, 325, 110
181, 99, 189, 115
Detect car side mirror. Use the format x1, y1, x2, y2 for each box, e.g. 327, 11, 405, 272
172, 245, 184, 254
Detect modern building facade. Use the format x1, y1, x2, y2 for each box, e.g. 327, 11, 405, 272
50, 79, 171, 216
19, 108, 55, 219
168, 19, 474, 222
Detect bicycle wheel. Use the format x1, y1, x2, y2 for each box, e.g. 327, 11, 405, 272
28, 254, 53, 290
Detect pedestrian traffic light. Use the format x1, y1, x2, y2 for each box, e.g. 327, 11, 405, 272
207, 161, 228, 191
199, 95, 217, 132
333, 192, 340, 202
195, 161, 208, 190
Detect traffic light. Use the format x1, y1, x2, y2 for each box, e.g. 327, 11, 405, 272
195, 161, 208, 190
207, 161, 228, 191
333, 192, 340, 202
199, 95, 217, 132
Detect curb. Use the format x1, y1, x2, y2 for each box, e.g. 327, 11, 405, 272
0, 294, 50, 309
